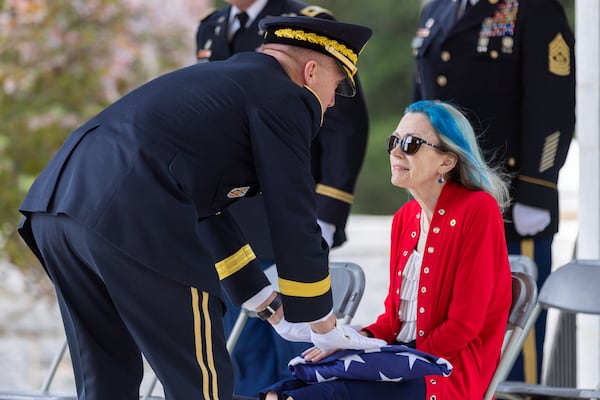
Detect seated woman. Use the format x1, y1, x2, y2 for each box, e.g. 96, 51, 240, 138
261, 100, 513, 400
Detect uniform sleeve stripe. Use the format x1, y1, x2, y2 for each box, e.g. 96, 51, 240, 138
278, 274, 331, 297
316, 184, 354, 204
215, 244, 256, 280
518, 174, 557, 189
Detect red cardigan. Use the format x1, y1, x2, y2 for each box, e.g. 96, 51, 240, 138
364, 182, 511, 399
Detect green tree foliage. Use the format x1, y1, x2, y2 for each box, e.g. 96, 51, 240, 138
0, 0, 188, 269
314, 0, 422, 214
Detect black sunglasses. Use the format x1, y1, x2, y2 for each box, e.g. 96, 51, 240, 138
386, 134, 445, 155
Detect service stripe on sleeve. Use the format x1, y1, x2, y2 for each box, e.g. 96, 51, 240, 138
278, 274, 331, 297
215, 244, 256, 280
316, 184, 354, 204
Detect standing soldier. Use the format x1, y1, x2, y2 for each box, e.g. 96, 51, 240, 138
411, 0, 575, 384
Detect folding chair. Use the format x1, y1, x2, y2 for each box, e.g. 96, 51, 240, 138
226, 261, 366, 353
507, 254, 538, 281
0, 340, 77, 400
494, 259, 600, 399
484, 271, 538, 400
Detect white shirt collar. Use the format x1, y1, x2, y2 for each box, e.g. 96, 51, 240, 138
229, 0, 268, 34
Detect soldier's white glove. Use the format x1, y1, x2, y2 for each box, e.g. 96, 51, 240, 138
310, 324, 387, 351
317, 219, 335, 248
272, 319, 312, 342
513, 202, 551, 236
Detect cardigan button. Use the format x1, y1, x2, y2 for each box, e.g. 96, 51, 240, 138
430, 379, 437, 384
450, 218, 457, 226
427, 246, 434, 254
430, 396, 437, 400
423, 267, 430, 274
411, 231, 417, 238
432, 227, 440, 233
418, 330, 425, 337
421, 286, 427, 293
396, 288, 400, 295
438, 209, 446, 215
419, 306, 425, 313
403, 250, 409, 256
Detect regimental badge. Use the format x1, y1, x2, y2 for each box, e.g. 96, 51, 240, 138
548, 33, 571, 76
227, 186, 250, 198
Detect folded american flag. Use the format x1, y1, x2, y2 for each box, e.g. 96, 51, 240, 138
289, 345, 452, 383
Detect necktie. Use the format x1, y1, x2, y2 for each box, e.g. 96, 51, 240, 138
231, 12, 249, 50
457, 0, 471, 19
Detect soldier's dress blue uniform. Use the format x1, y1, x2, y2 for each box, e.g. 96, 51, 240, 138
412, 0, 575, 384
17, 13, 373, 396
195, 1, 370, 396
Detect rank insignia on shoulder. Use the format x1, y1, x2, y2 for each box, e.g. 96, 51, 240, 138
548, 33, 571, 76
227, 186, 250, 198
299, 5, 333, 18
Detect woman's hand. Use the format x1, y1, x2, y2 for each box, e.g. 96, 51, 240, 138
302, 346, 339, 362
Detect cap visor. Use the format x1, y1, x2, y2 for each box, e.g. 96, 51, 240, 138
335, 60, 356, 97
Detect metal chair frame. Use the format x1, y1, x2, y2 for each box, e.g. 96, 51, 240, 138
494, 259, 600, 400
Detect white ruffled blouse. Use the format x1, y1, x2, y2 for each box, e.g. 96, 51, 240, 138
396, 249, 422, 343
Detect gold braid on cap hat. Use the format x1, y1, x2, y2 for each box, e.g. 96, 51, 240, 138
273, 28, 358, 76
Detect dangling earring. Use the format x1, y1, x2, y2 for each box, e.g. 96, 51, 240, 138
438, 172, 445, 184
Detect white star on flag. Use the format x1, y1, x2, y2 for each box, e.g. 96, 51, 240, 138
315, 370, 338, 383
341, 354, 366, 371
378, 372, 404, 382
396, 351, 432, 369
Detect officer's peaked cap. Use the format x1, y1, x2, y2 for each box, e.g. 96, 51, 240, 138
259, 16, 372, 97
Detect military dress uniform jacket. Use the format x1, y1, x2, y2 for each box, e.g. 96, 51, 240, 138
412, 0, 575, 241
196, 0, 369, 257
18, 52, 333, 322
364, 183, 512, 399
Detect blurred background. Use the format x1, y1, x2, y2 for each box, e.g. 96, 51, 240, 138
0, 0, 574, 272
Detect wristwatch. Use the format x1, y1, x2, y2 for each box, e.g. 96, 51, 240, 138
257, 293, 282, 321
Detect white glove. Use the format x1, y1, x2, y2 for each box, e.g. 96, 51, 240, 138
272, 318, 312, 342
513, 202, 551, 236
310, 324, 387, 351
317, 219, 335, 248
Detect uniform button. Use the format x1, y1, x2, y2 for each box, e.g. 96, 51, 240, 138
419, 330, 425, 337
421, 286, 427, 293
419, 307, 425, 313
403, 250, 409, 256
432, 227, 440, 233
438, 209, 446, 215
411, 231, 417, 238
424, 267, 430, 274
508, 157, 516, 167
490, 50, 499, 59
450, 219, 457, 226
440, 51, 451, 62
436, 75, 447, 87
427, 247, 434, 254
